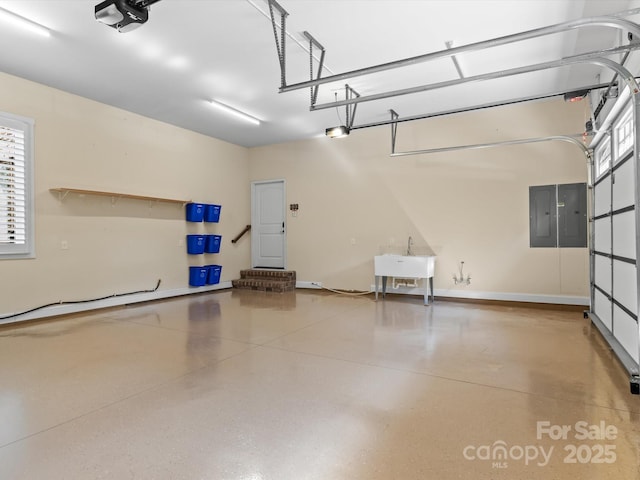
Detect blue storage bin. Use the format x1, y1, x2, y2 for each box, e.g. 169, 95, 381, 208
204, 204, 221, 223
189, 266, 208, 287
205, 234, 221, 254
206, 265, 222, 285
187, 235, 206, 254
186, 203, 205, 222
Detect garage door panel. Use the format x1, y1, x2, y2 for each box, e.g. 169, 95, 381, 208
594, 178, 611, 217
594, 254, 611, 294
594, 290, 612, 332
594, 217, 611, 254
613, 305, 639, 364
613, 260, 638, 315
612, 159, 635, 211
612, 211, 636, 260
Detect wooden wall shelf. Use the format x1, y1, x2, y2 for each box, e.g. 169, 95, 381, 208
50, 188, 191, 205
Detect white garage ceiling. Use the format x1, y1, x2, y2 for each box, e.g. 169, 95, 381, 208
0, 0, 639, 147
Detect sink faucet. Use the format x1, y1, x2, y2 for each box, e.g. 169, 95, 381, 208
407, 236, 413, 256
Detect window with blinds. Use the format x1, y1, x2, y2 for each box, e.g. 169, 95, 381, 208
0, 113, 34, 258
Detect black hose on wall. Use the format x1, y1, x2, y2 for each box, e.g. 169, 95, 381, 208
0, 279, 162, 321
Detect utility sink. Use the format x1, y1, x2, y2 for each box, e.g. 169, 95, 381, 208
374, 254, 436, 305
374, 254, 435, 278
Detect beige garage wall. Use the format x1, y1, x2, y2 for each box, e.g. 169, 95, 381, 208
249, 98, 590, 302
0, 71, 591, 318
0, 72, 250, 316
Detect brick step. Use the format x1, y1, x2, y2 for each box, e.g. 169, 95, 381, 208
233, 269, 297, 293
232, 278, 295, 293
239, 269, 296, 280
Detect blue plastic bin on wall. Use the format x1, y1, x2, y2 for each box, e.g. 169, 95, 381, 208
205, 234, 221, 254
187, 235, 206, 254
206, 265, 222, 285
204, 204, 221, 223
189, 266, 208, 287
186, 203, 205, 222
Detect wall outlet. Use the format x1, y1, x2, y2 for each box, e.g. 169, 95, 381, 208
61, 240, 68, 250
350, 238, 356, 245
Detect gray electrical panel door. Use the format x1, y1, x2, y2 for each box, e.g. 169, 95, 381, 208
558, 183, 587, 247
529, 183, 587, 248
530, 185, 557, 247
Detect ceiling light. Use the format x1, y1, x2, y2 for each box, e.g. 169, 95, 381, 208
325, 85, 358, 138
0, 7, 51, 37
325, 126, 350, 138
209, 100, 261, 125
95, 0, 162, 33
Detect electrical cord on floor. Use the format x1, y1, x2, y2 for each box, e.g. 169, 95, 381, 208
312, 283, 374, 297
0, 279, 162, 321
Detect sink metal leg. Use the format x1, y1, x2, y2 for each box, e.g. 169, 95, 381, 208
423, 277, 429, 306
382, 276, 387, 298
423, 277, 435, 306
375, 276, 379, 301
430, 277, 435, 303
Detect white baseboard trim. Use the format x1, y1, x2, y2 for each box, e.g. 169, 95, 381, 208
3, 281, 589, 326
434, 289, 589, 306
369, 284, 589, 306
296, 281, 323, 289
0, 281, 233, 326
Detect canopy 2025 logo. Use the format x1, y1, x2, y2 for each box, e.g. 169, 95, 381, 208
462, 420, 618, 469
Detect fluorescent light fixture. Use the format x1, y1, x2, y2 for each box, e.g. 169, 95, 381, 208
0, 7, 51, 37
325, 125, 350, 138
209, 100, 261, 125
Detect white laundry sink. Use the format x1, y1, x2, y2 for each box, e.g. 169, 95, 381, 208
374, 254, 436, 305
374, 254, 435, 278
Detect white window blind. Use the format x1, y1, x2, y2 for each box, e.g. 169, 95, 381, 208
0, 113, 34, 258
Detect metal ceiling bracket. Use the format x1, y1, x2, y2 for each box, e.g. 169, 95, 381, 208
280, 15, 640, 94
344, 85, 360, 129
268, 0, 289, 89
390, 109, 399, 154
311, 45, 640, 111
303, 31, 326, 107
445, 41, 464, 79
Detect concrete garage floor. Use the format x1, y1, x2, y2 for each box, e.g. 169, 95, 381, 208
0, 290, 638, 479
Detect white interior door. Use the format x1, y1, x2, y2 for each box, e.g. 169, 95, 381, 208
251, 180, 286, 269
